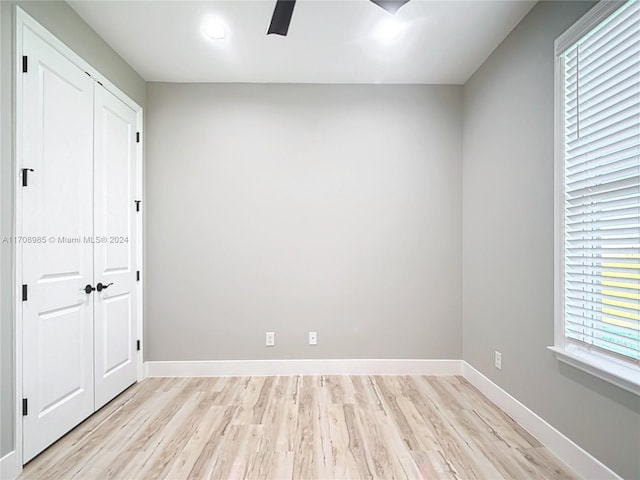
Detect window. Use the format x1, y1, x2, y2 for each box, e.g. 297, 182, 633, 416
552, 0, 639, 395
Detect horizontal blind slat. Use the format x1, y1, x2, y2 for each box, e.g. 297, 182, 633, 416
566, 142, 639, 170
567, 146, 639, 177
565, 317, 640, 341
566, 131, 639, 164
566, 104, 640, 148
566, 96, 640, 139
566, 164, 639, 190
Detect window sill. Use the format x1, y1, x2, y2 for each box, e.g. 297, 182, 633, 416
548, 345, 640, 397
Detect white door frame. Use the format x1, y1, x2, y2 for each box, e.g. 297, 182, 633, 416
13, 7, 144, 474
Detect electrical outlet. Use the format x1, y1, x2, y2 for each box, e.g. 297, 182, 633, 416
309, 331, 317, 345
494, 351, 502, 370
266, 331, 275, 347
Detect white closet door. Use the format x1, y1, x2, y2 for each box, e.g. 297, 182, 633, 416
21, 27, 95, 462
93, 85, 138, 410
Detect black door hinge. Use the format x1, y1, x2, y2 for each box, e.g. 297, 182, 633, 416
136, 340, 141, 351
22, 168, 34, 187
136, 270, 140, 282
22, 56, 28, 73
22, 284, 28, 302
136, 132, 140, 143
135, 200, 141, 212
22, 398, 28, 416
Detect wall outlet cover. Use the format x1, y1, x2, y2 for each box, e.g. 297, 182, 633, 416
494, 351, 502, 370
266, 332, 275, 347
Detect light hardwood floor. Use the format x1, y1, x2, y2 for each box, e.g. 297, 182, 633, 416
19, 376, 576, 480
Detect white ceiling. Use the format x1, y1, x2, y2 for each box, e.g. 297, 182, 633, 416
68, 0, 536, 85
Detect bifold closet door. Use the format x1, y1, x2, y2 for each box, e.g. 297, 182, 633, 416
21, 27, 95, 462
21, 30, 139, 461
93, 85, 138, 410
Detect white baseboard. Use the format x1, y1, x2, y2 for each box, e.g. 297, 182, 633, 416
144, 358, 463, 377
462, 362, 621, 480
0, 450, 19, 480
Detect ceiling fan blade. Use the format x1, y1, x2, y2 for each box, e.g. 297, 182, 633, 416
370, 0, 410, 14
267, 0, 297, 36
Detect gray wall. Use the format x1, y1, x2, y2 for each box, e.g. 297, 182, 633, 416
146, 83, 462, 362
0, 0, 146, 457
462, 1, 640, 478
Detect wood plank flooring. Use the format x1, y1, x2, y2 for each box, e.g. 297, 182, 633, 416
19, 376, 576, 480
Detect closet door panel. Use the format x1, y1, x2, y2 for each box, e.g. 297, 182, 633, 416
93, 85, 138, 410
21, 26, 95, 462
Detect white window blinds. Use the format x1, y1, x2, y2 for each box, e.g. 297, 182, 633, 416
561, 0, 640, 363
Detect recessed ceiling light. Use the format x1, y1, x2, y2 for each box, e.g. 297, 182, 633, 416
375, 18, 406, 42
202, 18, 226, 40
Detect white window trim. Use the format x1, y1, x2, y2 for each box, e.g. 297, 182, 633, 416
551, 0, 640, 397
548, 345, 639, 396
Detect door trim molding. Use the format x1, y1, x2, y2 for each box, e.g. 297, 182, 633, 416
0, 451, 20, 480
13, 7, 144, 473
